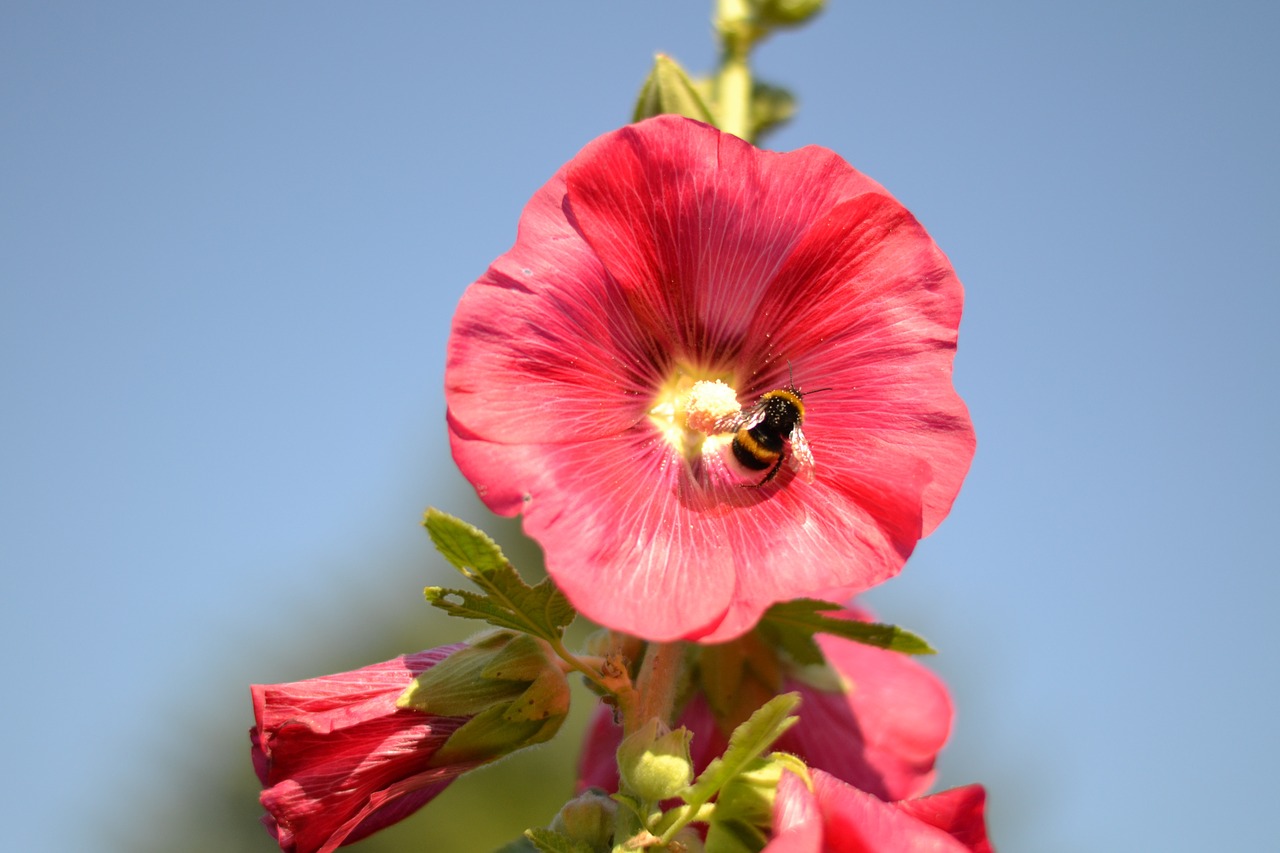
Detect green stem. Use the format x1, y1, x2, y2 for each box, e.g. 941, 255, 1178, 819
629, 641, 686, 734
714, 0, 757, 140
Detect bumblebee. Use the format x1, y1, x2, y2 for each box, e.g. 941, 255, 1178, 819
720, 386, 815, 486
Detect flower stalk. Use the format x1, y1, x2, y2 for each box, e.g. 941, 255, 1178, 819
631, 642, 687, 734
714, 0, 756, 140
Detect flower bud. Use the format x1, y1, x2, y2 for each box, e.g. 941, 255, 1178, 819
617, 718, 695, 803
633, 54, 715, 125
548, 788, 617, 848
758, 0, 825, 28
250, 644, 473, 853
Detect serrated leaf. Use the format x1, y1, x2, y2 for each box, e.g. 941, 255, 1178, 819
423, 509, 576, 642
682, 693, 801, 806
761, 599, 936, 655
425, 507, 507, 575
524, 827, 594, 853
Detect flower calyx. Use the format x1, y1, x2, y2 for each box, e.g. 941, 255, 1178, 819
618, 718, 697, 804
398, 631, 571, 767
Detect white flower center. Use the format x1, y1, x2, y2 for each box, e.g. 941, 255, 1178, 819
648, 373, 741, 461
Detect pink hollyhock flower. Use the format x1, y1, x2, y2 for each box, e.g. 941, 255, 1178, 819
578, 609, 952, 801
767, 770, 993, 853
250, 645, 473, 853
446, 115, 974, 642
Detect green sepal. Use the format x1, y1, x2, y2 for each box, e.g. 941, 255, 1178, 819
484, 633, 566, 683
398, 632, 534, 716
423, 509, 576, 643
670, 827, 707, 853
398, 629, 571, 767
493, 837, 540, 853
503, 667, 572, 723
429, 698, 567, 767
759, 599, 936, 662
681, 693, 801, 807
697, 634, 783, 735
617, 718, 695, 803
702, 753, 809, 853
524, 828, 594, 853
633, 53, 717, 125
714, 752, 808, 830
703, 818, 767, 853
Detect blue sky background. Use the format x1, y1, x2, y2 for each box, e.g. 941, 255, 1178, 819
3, 2, 1278, 851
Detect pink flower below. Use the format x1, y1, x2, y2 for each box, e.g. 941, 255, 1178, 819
250, 645, 473, 853
768, 770, 993, 853
447, 115, 974, 642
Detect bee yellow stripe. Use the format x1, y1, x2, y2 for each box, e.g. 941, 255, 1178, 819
764, 388, 805, 417
735, 428, 778, 460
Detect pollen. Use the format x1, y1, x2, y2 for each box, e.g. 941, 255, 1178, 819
684, 380, 741, 435
648, 372, 741, 461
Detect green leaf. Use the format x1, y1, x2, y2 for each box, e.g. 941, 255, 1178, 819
759, 599, 936, 659
682, 693, 801, 807
423, 509, 576, 642
425, 506, 507, 574
524, 827, 594, 853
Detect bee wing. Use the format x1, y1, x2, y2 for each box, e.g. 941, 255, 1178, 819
714, 401, 768, 434
788, 425, 816, 484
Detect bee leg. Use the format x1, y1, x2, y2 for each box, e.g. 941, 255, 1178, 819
749, 453, 786, 488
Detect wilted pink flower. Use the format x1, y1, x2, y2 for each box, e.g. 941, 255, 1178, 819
447, 115, 973, 642
578, 608, 951, 801
767, 770, 993, 853
250, 645, 473, 853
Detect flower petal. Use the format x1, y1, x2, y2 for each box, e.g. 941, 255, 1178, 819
775, 629, 953, 800
762, 771, 824, 853
745, 192, 973, 533
811, 771, 983, 852
563, 116, 885, 369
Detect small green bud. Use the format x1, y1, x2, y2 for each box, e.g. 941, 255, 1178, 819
617, 718, 695, 803
634, 54, 717, 125
548, 789, 617, 848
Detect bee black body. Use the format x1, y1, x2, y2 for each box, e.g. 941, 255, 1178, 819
731, 388, 806, 484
